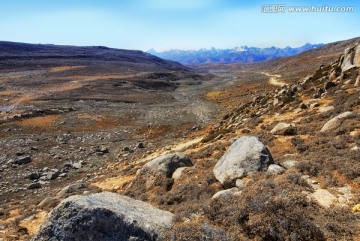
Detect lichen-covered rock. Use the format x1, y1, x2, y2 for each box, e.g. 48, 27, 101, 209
213, 136, 274, 187
32, 192, 173, 241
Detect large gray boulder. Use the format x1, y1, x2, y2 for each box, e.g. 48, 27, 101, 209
138, 152, 193, 189
320, 111, 356, 132
32, 192, 173, 241
213, 136, 274, 187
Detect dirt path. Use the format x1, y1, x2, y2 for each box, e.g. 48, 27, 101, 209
261, 72, 287, 87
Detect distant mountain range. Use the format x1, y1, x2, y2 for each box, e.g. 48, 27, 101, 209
147, 43, 324, 64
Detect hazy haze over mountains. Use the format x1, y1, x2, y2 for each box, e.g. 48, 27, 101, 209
148, 43, 324, 64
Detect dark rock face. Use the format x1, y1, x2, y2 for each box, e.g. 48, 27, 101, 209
32, 192, 173, 241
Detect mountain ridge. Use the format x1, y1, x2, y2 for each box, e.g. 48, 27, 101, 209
148, 43, 324, 64
0, 41, 188, 72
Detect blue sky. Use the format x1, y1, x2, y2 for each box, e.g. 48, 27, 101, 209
0, 0, 359, 51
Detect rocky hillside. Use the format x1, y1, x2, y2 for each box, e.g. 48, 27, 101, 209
1, 39, 359, 240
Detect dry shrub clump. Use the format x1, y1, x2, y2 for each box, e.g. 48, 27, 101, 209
205, 177, 326, 241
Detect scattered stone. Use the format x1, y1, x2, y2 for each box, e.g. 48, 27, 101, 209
13, 156, 32, 165
72, 162, 82, 169
310, 189, 337, 208
320, 111, 356, 132
281, 160, 298, 169
27, 182, 41, 190
213, 136, 274, 187
97, 147, 109, 153
299, 103, 307, 109
27, 172, 40, 180
63, 163, 72, 168
58, 173, 67, 178
137, 142, 145, 148
32, 192, 173, 241
351, 146, 360, 151
270, 123, 297, 135
211, 188, 241, 199
123, 147, 130, 152
267, 164, 285, 175
324, 81, 336, 90
235, 179, 245, 189
47, 171, 60, 180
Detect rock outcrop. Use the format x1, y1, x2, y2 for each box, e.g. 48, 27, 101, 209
339, 43, 360, 72
213, 136, 274, 187
32, 192, 173, 241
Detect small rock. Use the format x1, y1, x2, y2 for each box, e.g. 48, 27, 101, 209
47, 171, 60, 180
267, 164, 285, 175
351, 146, 360, 151
72, 163, 82, 169
211, 188, 241, 199
14, 156, 32, 165
137, 142, 145, 148
246, 179, 255, 186
310, 102, 320, 109
299, 103, 308, 109
235, 179, 245, 188
27, 182, 41, 189
310, 189, 337, 208
324, 81, 337, 90
97, 147, 109, 153
337, 186, 351, 195
27, 172, 40, 180
270, 123, 297, 135
59, 173, 67, 178
281, 160, 298, 169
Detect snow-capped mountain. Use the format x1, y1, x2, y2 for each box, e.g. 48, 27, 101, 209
147, 43, 324, 64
